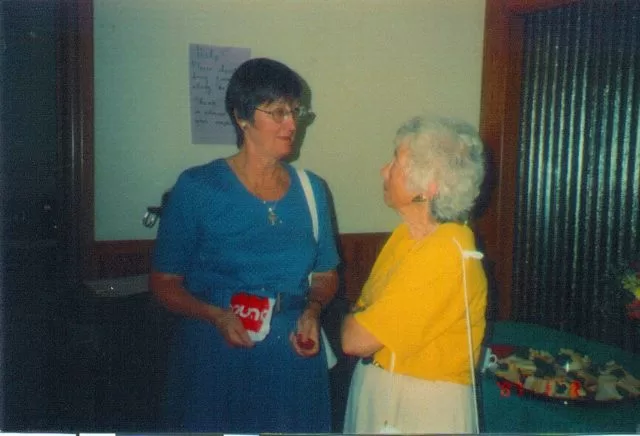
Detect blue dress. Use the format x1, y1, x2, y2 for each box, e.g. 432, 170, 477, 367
152, 159, 340, 433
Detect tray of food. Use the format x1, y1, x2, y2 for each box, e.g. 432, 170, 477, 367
484, 344, 640, 404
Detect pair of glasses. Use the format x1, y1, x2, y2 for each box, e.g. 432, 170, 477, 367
255, 106, 311, 123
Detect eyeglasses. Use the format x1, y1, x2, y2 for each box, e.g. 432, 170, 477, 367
255, 106, 311, 123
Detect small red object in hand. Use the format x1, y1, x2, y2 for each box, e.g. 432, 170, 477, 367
296, 334, 315, 350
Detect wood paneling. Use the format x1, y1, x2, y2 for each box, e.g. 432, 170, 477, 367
337, 233, 390, 302
478, 0, 523, 320
77, 0, 95, 282
56, 0, 94, 286
478, 0, 578, 320
89, 233, 390, 303
89, 240, 154, 279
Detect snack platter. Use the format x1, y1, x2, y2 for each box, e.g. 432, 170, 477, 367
486, 344, 640, 404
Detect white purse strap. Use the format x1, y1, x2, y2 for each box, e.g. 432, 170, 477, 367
453, 238, 483, 434
296, 168, 337, 369
297, 168, 318, 240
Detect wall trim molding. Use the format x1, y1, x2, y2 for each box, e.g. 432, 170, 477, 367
89, 232, 390, 303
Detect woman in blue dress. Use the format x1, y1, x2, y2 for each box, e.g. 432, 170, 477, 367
150, 58, 340, 433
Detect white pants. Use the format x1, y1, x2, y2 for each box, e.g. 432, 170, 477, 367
343, 360, 476, 434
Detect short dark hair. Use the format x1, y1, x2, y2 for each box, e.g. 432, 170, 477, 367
225, 58, 303, 147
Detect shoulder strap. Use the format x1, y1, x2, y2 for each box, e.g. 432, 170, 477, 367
452, 237, 483, 434
296, 168, 318, 242
297, 168, 339, 370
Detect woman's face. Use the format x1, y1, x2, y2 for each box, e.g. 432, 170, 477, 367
242, 99, 299, 159
381, 141, 416, 210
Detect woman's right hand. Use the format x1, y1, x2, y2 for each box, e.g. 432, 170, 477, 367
149, 271, 254, 348
212, 308, 254, 348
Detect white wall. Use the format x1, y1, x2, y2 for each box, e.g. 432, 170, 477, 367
94, 0, 486, 240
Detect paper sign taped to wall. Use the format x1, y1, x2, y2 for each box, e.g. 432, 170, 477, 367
189, 44, 250, 145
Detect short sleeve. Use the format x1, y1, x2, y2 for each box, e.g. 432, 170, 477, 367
354, 238, 467, 357
152, 171, 199, 275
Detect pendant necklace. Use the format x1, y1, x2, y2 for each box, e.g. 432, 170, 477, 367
229, 156, 283, 226
265, 200, 280, 225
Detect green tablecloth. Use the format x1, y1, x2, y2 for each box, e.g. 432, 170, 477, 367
480, 321, 640, 434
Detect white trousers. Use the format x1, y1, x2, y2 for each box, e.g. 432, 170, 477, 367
343, 360, 476, 434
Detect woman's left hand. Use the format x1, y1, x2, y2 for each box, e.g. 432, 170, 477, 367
290, 307, 321, 357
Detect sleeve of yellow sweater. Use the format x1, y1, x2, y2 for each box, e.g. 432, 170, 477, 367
354, 236, 468, 358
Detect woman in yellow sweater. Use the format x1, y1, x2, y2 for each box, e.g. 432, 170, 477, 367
341, 116, 488, 434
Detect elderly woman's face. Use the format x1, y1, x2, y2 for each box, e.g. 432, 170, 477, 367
381, 141, 415, 210
242, 99, 299, 159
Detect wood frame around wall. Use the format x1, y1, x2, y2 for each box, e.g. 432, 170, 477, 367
88, 233, 390, 304
477, 0, 581, 321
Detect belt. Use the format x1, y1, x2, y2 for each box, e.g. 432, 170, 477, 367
361, 356, 384, 369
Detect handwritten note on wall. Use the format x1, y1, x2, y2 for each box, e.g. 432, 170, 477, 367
189, 44, 250, 144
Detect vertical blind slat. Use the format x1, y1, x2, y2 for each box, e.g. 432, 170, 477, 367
513, 0, 640, 352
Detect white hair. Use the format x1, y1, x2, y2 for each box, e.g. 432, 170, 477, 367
394, 116, 486, 222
